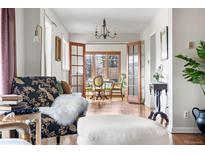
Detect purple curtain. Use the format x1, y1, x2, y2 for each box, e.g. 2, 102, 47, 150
0, 8, 16, 95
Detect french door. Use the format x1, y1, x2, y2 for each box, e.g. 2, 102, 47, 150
127, 41, 141, 103
69, 42, 85, 96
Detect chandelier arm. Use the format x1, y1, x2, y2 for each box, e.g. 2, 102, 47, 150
95, 34, 104, 39
95, 19, 117, 39
108, 34, 117, 38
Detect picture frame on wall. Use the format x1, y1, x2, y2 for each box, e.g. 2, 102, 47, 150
55, 36, 62, 61
160, 26, 168, 60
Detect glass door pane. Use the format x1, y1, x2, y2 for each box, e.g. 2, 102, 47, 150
72, 56, 77, 65
69, 42, 85, 96
127, 41, 141, 103
133, 45, 138, 96
78, 56, 83, 65
78, 46, 83, 55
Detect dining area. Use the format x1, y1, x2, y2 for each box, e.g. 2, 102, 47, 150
85, 75, 125, 101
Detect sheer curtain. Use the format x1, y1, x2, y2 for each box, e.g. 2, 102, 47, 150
0, 8, 16, 95
62, 38, 69, 71
41, 16, 52, 76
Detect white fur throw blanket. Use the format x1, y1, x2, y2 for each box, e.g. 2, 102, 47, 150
39, 94, 89, 126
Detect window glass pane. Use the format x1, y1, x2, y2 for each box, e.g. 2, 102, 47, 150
85, 53, 120, 82
108, 55, 119, 82
78, 76, 83, 85
95, 55, 107, 78
78, 86, 83, 93
78, 46, 83, 55
134, 86, 138, 96
129, 86, 133, 95
72, 66, 78, 75
78, 66, 83, 75
86, 55, 92, 80
72, 77, 77, 85
128, 75, 133, 86
134, 45, 138, 79
72, 46, 77, 55
78, 56, 83, 65
72, 56, 77, 65
72, 86, 77, 93
134, 76, 138, 86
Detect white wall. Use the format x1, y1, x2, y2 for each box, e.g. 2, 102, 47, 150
44, 9, 69, 82
172, 8, 205, 133
24, 8, 41, 76
140, 8, 173, 130
15, 8, 70, 82
15, 8, 25, 76
70, 33, 140, 43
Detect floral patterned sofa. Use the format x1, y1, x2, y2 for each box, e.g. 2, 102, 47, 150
11, 76, 86, 144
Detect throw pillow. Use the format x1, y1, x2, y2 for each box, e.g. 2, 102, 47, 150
61, 80, 72, 94
56, 81, 64, 94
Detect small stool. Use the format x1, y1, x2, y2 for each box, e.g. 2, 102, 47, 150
77, 115, 170, 145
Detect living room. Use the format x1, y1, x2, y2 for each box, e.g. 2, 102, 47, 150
1, 1, 205, 150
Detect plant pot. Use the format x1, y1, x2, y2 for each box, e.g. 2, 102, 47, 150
192, 107, 205, 134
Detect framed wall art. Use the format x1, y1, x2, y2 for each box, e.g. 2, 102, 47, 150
55, 36, 62, 61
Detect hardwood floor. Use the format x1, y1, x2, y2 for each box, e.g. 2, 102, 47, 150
42, 97, 205, 145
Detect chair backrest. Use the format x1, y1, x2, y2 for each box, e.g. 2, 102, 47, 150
11, 76, 59, 107
103, 80, 114, 90
93, 76, 104, 87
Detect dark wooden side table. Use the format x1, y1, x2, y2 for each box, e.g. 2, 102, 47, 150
148, 83, 169, 124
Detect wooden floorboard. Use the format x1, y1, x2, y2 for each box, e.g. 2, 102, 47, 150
42, 97, 205, 145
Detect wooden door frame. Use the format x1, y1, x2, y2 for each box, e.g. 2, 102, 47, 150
69, 41, 86, 97
126, 41, 141, 103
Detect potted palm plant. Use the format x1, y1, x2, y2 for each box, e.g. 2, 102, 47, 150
176, 41, 205, 133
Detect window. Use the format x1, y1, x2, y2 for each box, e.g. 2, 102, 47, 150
86, 52, 121, 82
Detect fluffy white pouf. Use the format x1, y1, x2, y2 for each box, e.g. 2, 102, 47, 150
77, 115, 171, 145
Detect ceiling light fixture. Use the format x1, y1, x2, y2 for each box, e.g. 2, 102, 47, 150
95, 18, 117, 39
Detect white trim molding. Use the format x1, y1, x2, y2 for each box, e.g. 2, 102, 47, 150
168, 127, 201, 133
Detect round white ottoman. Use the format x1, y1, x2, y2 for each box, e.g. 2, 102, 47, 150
77, 115, 171, 145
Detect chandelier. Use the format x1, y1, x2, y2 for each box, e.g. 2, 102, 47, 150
95, 18, 117, 39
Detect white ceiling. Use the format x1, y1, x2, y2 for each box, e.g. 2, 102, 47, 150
51, 8, 159, 34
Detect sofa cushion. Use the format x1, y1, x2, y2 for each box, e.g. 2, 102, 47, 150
11, 77, 59, 107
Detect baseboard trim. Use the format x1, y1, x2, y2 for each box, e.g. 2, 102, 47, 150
168, 127, 201, 133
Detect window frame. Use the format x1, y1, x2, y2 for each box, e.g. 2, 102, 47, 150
86, 51, 121, 81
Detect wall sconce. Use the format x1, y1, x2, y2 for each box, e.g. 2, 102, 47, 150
33, 24, 42, 42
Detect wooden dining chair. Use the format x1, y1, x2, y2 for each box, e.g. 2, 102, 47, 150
103, 80, 114, 99
93, 76, 104, 100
